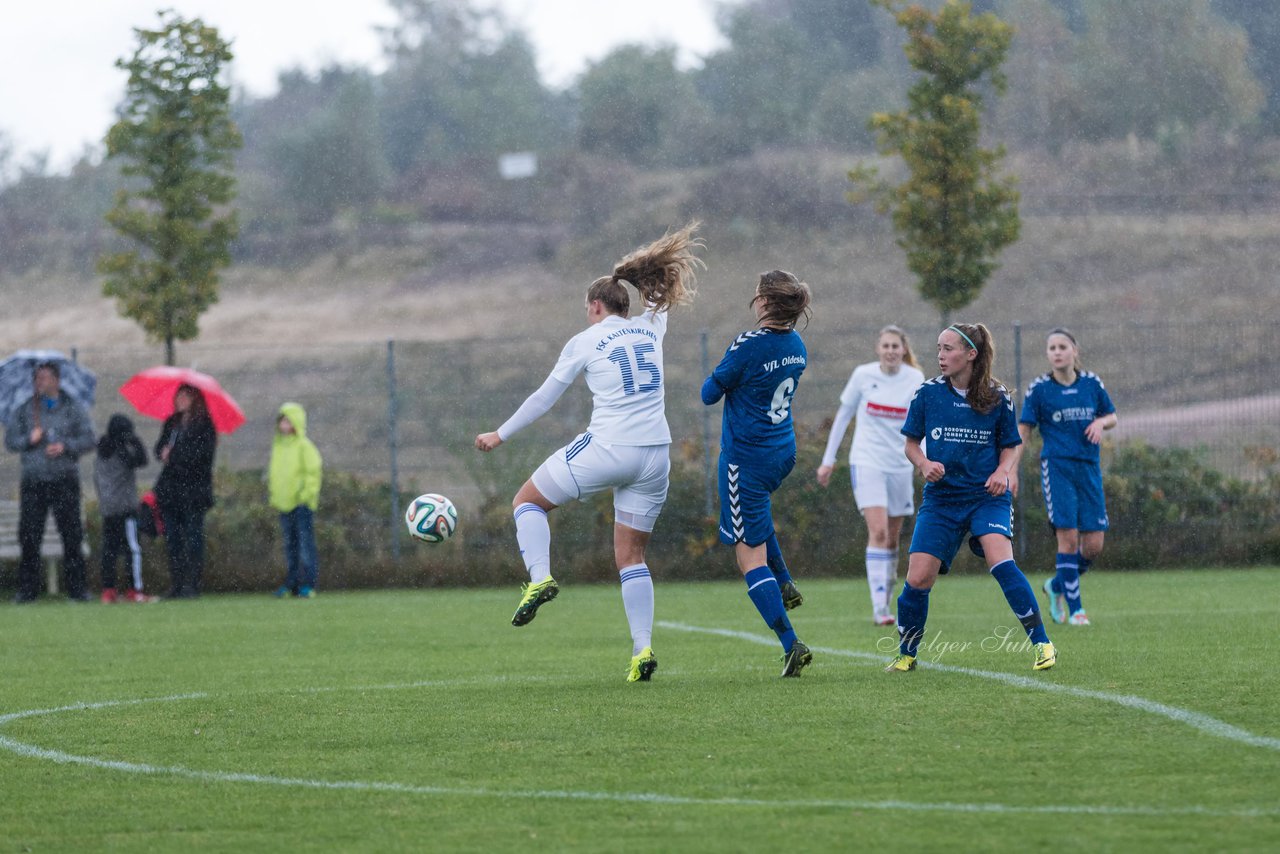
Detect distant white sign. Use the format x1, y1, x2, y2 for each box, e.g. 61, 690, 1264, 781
499, 152, 538, 180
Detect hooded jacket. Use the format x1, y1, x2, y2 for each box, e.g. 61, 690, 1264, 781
4, 389, 96, 483
94, 414, 148, 517
269, 402, 322, 512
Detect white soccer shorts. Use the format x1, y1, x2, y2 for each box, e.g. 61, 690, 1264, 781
852, 465, 915, 517
531, 433, 670, 531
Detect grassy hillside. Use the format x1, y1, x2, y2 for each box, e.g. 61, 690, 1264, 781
6, 208, 1278, 356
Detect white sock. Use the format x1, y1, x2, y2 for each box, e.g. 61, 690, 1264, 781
514, 503, 551, 583
619, 564, 653, 655
866, 547, 894, 613
884, 549, 899, 611
125, 516, 144, 590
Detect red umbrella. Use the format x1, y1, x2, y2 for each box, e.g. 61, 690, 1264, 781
119, 366, 246, 434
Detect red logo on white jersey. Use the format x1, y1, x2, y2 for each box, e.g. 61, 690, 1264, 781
866, 402, 908, 419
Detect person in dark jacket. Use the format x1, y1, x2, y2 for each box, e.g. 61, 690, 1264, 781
94, 414, 155, 603
153, 384, 216, 599
4, 361, 96, 603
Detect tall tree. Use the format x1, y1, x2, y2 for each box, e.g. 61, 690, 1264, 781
378, 0, 561, 174
851, 0, 1020, 323
266, 68, 389, 224
98, 11, 240, 365
1214, 0, 1280, 131
991, 0, 1081, 150
1073, 0, 1263, 140
577, 45, 700, 166
785, 0, 882, 71
697, 6, 829, 150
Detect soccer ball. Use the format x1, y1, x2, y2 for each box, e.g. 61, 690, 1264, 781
405, 493, 458, 543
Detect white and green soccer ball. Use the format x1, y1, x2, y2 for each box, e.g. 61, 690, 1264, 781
405, 493, 459, 543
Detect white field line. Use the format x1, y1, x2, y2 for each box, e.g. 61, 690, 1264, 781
660, 621, 1280, 752
0, 664, 1276, 819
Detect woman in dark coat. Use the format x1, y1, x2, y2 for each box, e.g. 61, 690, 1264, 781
154, 384, 216, 598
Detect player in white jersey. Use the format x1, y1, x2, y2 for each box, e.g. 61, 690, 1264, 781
475, 223, 702, 683
817, 326, 924, 625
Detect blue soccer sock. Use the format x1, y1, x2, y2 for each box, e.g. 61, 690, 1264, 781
991, 559, 1050, 644
744, 566, 796, 653
765, 534, 792, 585
896, 582, 930, 656
1057, 552, 1083, 614
1049, 553, 1065, 595
1077, 551, 1093, 575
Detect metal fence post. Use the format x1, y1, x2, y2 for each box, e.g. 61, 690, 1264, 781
387, 339, 401, 561
1013, 321, 1025, 563
700, 328, 714, 518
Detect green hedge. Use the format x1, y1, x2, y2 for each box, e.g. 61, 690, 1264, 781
61, 437, 1280, 594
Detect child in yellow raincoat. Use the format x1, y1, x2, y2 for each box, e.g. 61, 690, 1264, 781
269, 402, 323, 598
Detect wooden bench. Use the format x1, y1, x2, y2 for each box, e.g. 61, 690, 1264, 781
0, 499, 91, 595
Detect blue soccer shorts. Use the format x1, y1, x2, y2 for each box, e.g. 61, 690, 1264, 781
1039, 458, 1108, 532
909, 492, 1014, 573
717, 453, 796, 546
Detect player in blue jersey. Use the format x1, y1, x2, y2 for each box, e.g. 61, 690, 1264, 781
889, 323, 1056, 673
475, 224, 702, 683
1019, 328, 1117, 627
701, 270, 814, 678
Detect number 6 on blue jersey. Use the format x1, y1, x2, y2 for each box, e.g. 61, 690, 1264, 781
769, 377, 796, 424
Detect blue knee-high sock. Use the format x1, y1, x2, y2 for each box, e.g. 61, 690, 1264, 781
1077, 551, 1092, 575
744, 566, 796, 653
765, 534, 792, 585
896, 582, 930, 656
1056, 552, 1083, 614
1050, 551, 1068, 595
991, 559, 1050, 643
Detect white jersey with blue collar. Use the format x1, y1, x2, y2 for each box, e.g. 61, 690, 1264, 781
837, 361, 924, 472
549, 310, 670, 446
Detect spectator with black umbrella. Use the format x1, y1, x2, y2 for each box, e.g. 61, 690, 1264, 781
4, 360, 96, 603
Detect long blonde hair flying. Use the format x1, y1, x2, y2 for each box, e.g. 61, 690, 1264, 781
587, 221, 704, 315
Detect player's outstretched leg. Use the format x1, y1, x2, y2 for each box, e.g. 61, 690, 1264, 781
744, 566, 809, 675
990, 559, 1055, 670
511, 502, 556, 626
766, 534, 803, 610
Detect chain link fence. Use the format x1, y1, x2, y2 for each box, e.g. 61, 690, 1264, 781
1, 319, 1275, 574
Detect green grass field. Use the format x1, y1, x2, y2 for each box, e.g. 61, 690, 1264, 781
2, 568, 1277, 852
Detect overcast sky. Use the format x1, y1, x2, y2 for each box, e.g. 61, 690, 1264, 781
0, 0, 727, 174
